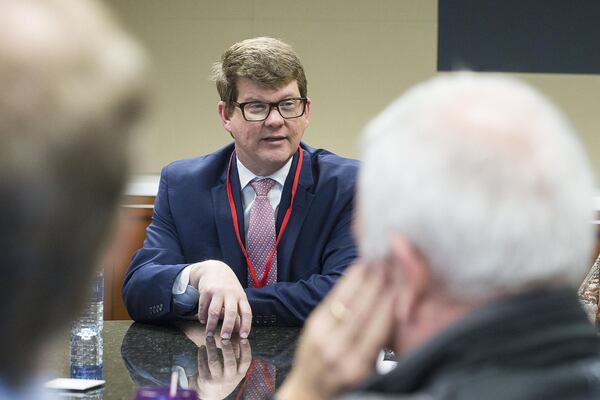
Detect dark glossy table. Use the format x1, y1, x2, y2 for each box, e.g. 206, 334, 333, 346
51, 321, 300, 400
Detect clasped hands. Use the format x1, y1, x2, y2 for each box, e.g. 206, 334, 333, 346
189, 260, 253, 339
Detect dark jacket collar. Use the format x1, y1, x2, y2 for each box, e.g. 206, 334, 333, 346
365, 288, 600, 394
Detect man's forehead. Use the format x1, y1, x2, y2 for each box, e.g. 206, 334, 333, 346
236, 78, 299, 100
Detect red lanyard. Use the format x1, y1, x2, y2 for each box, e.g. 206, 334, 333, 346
226, 147, 303, 288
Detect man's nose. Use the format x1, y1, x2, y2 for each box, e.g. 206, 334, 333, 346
264, 105, 285, 126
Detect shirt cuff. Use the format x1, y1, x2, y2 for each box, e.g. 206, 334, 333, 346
173, 285, 200, 319
172, 265, 199, 319
172, 265, 193, 294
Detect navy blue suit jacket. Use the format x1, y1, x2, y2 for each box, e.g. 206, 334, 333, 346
122, 143, 359, 326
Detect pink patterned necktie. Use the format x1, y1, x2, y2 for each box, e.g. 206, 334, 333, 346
247, 178, 277, 287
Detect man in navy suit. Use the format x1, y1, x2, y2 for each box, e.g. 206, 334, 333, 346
122, 37, 358, 340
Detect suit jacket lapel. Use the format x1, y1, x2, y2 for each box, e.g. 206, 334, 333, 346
276, 147, 314, 282
211, 151, 247, 284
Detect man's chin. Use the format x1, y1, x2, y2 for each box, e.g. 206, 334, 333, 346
261, 149, 295, 164
264, 157, 291, 169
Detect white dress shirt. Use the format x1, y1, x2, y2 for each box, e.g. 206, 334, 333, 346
172, 157, 293, 294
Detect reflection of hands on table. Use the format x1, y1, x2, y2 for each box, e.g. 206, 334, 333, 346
278, 261, 396, 400
181, 323, 252, 399
189, 260, 253, 340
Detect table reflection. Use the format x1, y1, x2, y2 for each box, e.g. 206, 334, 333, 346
121, 322, 300, 399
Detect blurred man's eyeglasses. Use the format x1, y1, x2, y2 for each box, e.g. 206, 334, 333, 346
233, 97, 307, 122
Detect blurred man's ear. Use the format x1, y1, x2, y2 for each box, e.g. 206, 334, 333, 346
389, 234, 430, 324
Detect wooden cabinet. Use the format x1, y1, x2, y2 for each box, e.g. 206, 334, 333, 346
104, 195, 154, 320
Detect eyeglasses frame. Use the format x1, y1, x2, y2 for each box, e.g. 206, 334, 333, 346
232, 97, 308, 122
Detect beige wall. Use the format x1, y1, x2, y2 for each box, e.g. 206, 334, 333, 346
106, 0, 600, 178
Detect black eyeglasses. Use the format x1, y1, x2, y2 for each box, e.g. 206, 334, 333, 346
233, 97, 307, 122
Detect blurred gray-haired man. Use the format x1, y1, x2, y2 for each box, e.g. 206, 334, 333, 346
279, 73, 600, 400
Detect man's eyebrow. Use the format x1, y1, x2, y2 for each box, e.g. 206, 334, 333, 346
239, 93, 300, 103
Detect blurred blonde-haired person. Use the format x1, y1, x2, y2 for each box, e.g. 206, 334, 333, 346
0, 0, 146, 398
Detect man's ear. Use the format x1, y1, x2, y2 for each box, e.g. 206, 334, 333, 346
217, 101, 233, 132
303, 97, 311, 125
389, 234, 430, 324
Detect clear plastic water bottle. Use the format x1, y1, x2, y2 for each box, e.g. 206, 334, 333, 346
70, 270, 104, 380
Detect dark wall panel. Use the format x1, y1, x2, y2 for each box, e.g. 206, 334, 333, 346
438, 0, 600, 74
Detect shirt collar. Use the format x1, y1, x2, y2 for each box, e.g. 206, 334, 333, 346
236, 156, 293, 190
